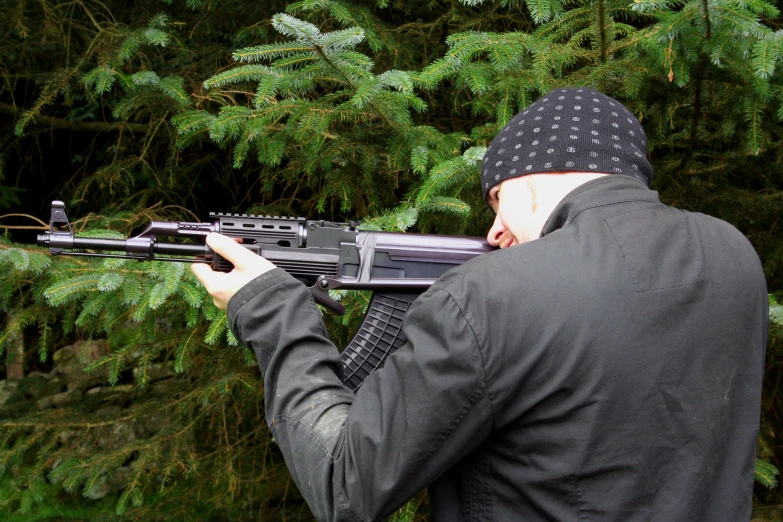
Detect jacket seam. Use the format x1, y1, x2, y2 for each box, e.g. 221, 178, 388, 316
485, 453, 495, 521
604, 218, 638, 293
442, 289, 497, 429
473, 450, 494, 521
572, 474, 584, 522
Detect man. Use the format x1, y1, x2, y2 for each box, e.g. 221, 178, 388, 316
192, 87, 768, 521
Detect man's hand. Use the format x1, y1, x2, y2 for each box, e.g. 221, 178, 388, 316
191, 233, 276, 310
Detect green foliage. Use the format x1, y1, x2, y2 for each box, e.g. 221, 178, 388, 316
755, 457, 780, 489
172, 11, 475, 222
0, 239, 278, 517
1, 0, 782, 518
758, 295, 783, 507
387, 499, 420, 522
771, 295, 783, 327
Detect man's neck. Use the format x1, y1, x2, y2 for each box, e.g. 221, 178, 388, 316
528, 173, 609, 238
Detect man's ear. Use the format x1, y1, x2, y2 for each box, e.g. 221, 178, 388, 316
487, 185, 500, 212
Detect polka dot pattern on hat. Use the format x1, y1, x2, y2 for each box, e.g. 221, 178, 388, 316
482, 87, 652, 200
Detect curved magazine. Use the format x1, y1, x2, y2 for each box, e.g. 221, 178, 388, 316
340, 291, 421, 392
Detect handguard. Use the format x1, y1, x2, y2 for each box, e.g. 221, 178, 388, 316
37, 201, 495, 390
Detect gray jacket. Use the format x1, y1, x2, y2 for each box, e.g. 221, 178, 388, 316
228, 176, 768, 521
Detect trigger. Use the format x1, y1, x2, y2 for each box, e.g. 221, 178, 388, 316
309, 278, 345, 315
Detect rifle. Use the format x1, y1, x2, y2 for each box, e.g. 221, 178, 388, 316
37, 201, 494, 391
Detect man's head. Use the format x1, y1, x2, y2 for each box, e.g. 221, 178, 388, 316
482, 87, 652, 247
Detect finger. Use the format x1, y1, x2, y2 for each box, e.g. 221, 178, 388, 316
191, 262, 218, 290
205, 233, 259, 269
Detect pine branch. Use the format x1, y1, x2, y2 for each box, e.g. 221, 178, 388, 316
0, 102, 149, 134
598, 0, 608, 62
672, 0, 716, 177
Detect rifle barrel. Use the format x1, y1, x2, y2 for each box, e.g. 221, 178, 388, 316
37, 233, 208, 257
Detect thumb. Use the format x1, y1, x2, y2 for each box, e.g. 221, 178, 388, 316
205, 233, 258, 269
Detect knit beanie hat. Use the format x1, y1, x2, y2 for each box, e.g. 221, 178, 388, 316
481, 87, 653, 200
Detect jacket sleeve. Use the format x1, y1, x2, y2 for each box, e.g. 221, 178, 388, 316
227, 268, 494, 522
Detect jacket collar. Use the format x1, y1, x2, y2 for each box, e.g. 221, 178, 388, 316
540, 176, 660, 238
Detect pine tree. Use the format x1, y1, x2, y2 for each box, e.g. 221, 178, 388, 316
0, 0, 782, 519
